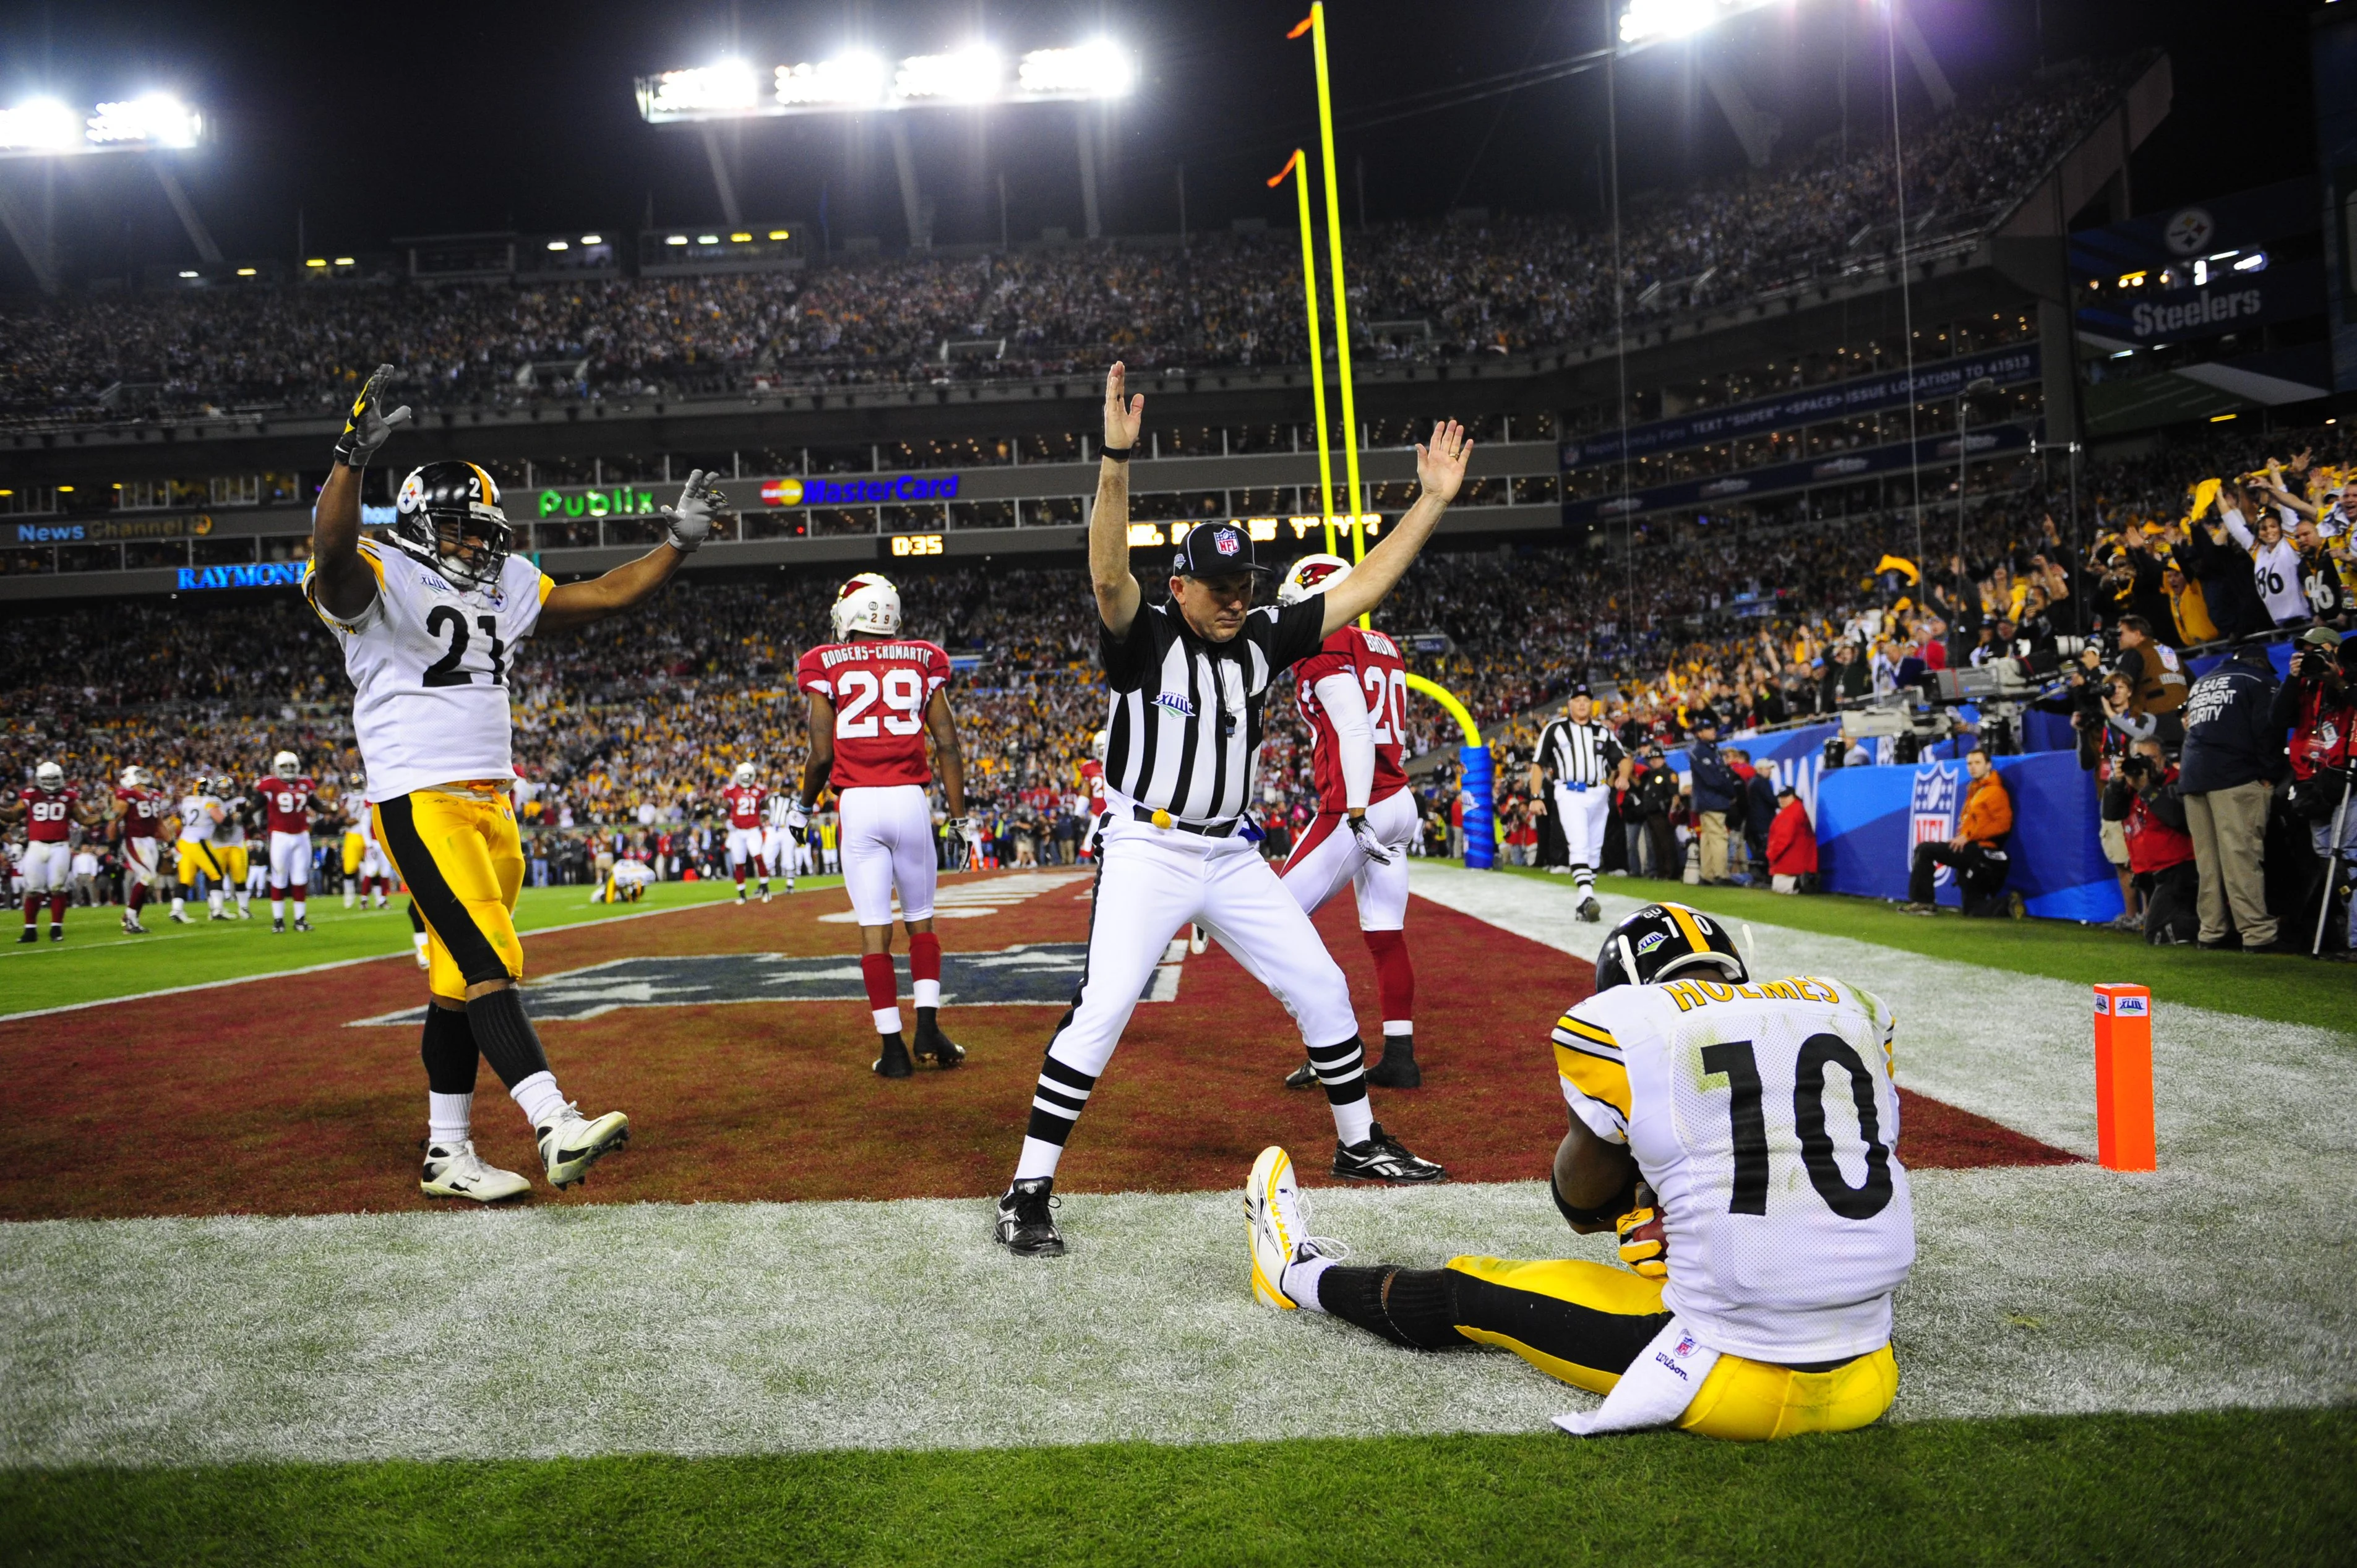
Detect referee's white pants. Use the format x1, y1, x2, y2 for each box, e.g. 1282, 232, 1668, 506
1280, 789, 1418, 930
1553, 783, 1612, 885
1055, 820, 1359, 1074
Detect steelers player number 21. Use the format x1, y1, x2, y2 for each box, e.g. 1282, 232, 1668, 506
835, 667, 925, 739
420, 605, 509, 688
1699, 1035, 1894, 1221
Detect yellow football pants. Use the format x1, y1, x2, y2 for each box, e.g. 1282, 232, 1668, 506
219, 842, 249, 885
342, 831, 366, 876
175, 839, 225, 888
1443, 1255, 1899, 1442
371, 784, 524, 1003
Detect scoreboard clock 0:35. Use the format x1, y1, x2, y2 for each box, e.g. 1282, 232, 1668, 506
883, 533, 947, 560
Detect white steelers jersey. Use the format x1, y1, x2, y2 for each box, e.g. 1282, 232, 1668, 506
1553, 969, 1916, 1364
177, 794, 221, 844
306, 539, 553, 802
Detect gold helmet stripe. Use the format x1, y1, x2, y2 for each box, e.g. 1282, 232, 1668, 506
1667, 903, 1712, 956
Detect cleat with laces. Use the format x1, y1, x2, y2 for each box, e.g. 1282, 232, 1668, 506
272, 918, 286, 934
421, 1139, 531, 1202
15, 927, 35, 944
170, 907, 192, 924
1282, 1057, 1318, 1090
761, 887, 772, 904
995, 1176, 1065, 1256
1577, 896, 1603, 923
535, 1103, 630, 1189
1245, 1145, 1349, 1309
121, 914, 149, 935
292, 916, 312, 933
49, 926, 64, 942
1333, 1120, 1446, 1184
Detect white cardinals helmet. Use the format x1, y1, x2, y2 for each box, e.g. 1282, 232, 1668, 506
273, 751, 301, 780
35, 761, 64, 791
1277, 554, 1353, 606
119, 765, 151, 790
733, 762, 758, 787
831, 572, 902, 639
1091, 729, 1109, 763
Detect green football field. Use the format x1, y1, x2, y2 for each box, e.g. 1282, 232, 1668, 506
0, 876, 838, 1019
1, 865, 2349, 1564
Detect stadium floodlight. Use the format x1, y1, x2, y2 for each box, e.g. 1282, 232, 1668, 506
773, 54, 889, 110
86, 95, 200, 147
0, 99, 82, 152
0, 92, 208, 156
1617, 0, 1785, 47
581, 233, 601, 244
333, 255, 354, 265
547, 239, 569, 251
642, 61, 762, 118
177, 268, 199, 278
1018, 43, 1133, 97
896, 47, 1003, 102
637, 40, 1132, 121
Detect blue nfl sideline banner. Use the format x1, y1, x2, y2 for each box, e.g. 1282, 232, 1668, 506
1814, 751, 2123, 922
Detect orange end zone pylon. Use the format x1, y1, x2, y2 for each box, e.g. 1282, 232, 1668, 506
2092, 983, 2157, 1172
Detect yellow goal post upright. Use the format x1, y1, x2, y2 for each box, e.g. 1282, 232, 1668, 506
1404, 673, 1494, 870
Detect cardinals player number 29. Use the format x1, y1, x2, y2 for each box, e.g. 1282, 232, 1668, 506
836, 668, 927, 738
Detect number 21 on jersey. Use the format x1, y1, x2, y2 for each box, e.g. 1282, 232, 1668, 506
836, 666, 925, 738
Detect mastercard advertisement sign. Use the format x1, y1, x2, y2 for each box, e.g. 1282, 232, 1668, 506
760, 478, 805, 506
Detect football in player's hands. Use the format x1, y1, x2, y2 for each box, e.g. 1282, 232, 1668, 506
1616, 1183, 1667, 1279
661, 469, 726, 553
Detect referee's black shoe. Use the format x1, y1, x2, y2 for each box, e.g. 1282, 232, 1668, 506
995, 1177, 1066, 1256
1333, 1123, 1445, 1183
1282, 1057, 1318, 1090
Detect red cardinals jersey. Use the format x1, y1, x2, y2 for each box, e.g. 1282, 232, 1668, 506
722, 783, 767, 829
20, 786, 77, 843
1294, 625, 1410, 810
796, 638, 951, 790
1080, 759, 1107, 815
254, 776, 317, 834
115, 786, 166, 841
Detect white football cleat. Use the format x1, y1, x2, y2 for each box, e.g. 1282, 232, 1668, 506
536, 1103, 630, 1189
420, 1139, 531, 1202
1245, 1144, 1341, 1310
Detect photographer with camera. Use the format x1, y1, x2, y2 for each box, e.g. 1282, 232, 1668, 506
2179, 641, 2285, 951
2269, 625, 2356, 959
2103, 740, 2199, 945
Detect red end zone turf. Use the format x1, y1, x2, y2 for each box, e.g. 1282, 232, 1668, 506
0, 873, 2075, 1221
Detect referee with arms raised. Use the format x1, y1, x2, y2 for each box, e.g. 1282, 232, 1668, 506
994, 362, 1472, 1257
1531, 685, 1623, 923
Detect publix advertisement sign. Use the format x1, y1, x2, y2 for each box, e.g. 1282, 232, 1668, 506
531, 473, 964, 518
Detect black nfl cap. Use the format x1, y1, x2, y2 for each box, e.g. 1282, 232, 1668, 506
1570, 683, 1593, 699
1171, 521, 1269, 578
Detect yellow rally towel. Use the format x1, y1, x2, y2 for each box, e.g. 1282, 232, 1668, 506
1873, 554, 1921, 583
2184, 476, 2222, 526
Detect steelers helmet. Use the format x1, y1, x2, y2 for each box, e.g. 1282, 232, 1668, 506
390, 460, 512, 591
1593, 901, 1748, 992
831, 572, 901, 639
1277, 553, 1352, 606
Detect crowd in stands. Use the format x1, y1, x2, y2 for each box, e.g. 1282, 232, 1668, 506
0, 63, 2129, 427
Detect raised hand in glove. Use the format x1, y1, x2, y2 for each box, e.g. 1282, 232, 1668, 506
1615, 1183, 1667, 1279
1347, 811, 1395, 865
661, 469, 727, 554
332, 364, 413, 469
949, 815, 986, 854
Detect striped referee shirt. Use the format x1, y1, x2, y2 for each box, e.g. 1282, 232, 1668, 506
1537, 716, 1623, 789
1100, 596, 1328, 826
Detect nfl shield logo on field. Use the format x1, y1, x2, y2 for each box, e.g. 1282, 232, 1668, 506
1911, 761, 1960, 887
